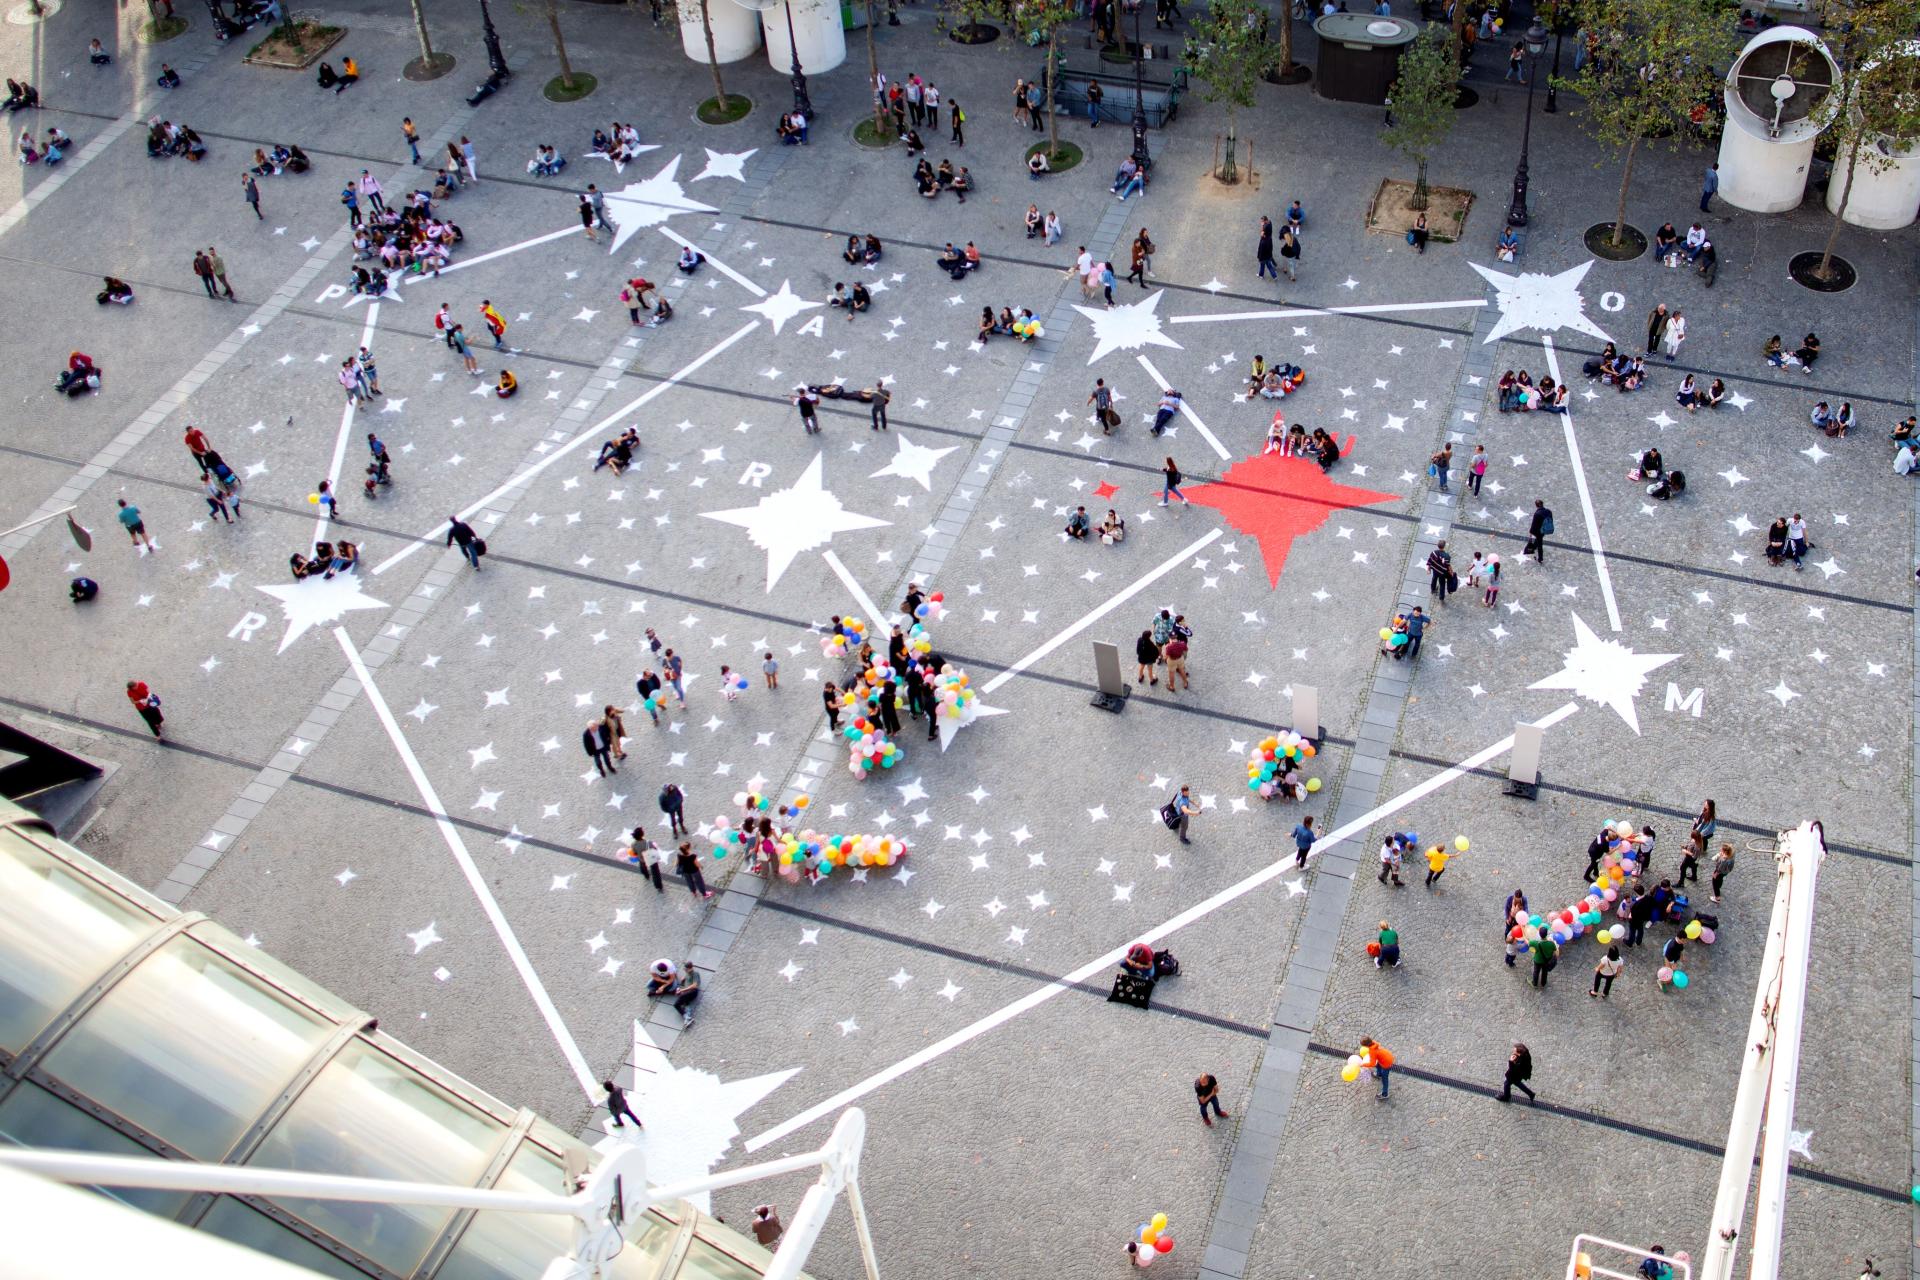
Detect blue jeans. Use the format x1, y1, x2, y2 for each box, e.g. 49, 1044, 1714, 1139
1161, 484, 1186, 504
1375, 1066, 1391, 1097
1435, 468, 1449, 491
458, 540, 480, 568
1258, 257, 1277, 278
1117, 174, 1144, 198
1088, 100, 1100, 125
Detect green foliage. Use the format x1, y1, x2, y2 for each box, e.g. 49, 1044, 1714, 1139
1815, 0, 1920, 274
1383, 26, 1458, 206
1184, 0, 1273, 134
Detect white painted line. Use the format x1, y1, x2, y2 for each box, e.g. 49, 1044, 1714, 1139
315, 302, 380, 545
745, 699, 1583, 1152
335, 627, 600, 1103
400, 226, 579, 285
371, 320, 761, 576
822, 549, 887, 626
1137, 354, 1230, 460
1170, 298, 1489, 325
657, 227, 767, 298
1540, 336, 1623, 632
981, 527, 1223, 695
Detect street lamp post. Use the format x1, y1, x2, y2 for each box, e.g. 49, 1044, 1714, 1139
783, 1, 815, 120
1129, 0, 1150, 169
1544, 20, 1564, 113
479, 0, 510, 81
1505, 19, 1547, 228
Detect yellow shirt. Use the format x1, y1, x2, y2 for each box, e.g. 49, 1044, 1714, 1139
1425, 847, 1449, 872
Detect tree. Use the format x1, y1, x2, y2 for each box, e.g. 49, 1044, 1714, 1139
1185, 0, 1272, 181
1012, 0, 1079, 163
1383, 26, 1458, 208
1558, 0, 1736, 247
546, 0, 579, 91
941, 0, 1010, 41
410, 0, 437, 63
867, 0, 889, 135
1815, 0, 1920, 279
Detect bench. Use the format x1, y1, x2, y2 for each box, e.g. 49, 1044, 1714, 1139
1044, 62, 1188, 128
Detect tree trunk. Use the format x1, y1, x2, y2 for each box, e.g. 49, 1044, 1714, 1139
1221, 110, 1238, 182
1819, 128, 1863, 281
1045, 28, 1060, 160
1610, 132, 1639, 246
699, 0, 731, 111
1413, 156, 1429, 209
547, 0, 577, 89
410, 0, 437, 63
1279, 6, 1293, 74
868, 0, 889, 133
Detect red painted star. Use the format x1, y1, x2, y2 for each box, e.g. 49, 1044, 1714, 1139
1186, 442, 1402, 588
1092, 480, 1120, 500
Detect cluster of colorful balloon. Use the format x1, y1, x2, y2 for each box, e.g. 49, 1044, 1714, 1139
1126, 1214, 1174, 1267
773, 829, 907, 881
1012, 314, 1044, 340
932, 668, 977, 727
1243, 731, 1319, 798
819, 616, 867, 659
1378, 618, 1411, 650
909, 592, 946, 625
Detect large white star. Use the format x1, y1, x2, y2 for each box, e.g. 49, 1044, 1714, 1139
1074, 288, 1184, 364
1470, 261, 1613, 346
1528, 612, 1680, 734
600, 1020, 795, 1210
256, 571, 388, 653
701, 454, 889, 590
741, 279, 822, 335
693, 147, 757, 182
603, 156, 719, 254
869, 431, 958, 491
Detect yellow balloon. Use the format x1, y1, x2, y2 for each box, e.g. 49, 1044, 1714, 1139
1341, 1064, 1361, 1082
307, 494, 321, 505
1378, 628, 1392, 641
1305, 777, 1322, 793
1454, 836, 1470, 852
1150, 1214, 1168, 1232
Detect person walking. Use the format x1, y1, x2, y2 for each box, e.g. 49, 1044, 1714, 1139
1699, 161, 1718, 212
1278, 225, 1300, 281
949, 98, 965, 146
1377, 834, 1404, 886
1292, 814, 1316, 868
587, 183, 615, 241
402, 116, 421, 165
449, 324, 480, 376
480, 300, 508, 351
792, 385, 820, 435
1524, 500, 1552, 563
460, 135, 478, 182
1591, 945, 1623, 998
115, 498, 154, 553
583, 719, 617, 776
446, 514, 483, 569
1528, 933, 1558, 987
1170, 785, 1198, 844
183, 424, 214, 478
1426, 540, 1454, 601
1194, 1072, 1229, 1126
579, 192, 598, 242
663, 649, 686, 706
1710, 842, 1735, 903
1403, 606, 1429, 659
1159, 456, 1189, 506
241, 172, 262, 219
1086, 76, 1103, 127
1645, 303, 1669, 357
627, 825, 666, 891
206, 247, 235, 300
357, 346, 381, 396
126, 680, 165, 737
1498, 1043, 1535, 1103
659, 782, 689, 837
750, 1206, 784, 1249
1373, 920, 1400, 967
1255, 215, 1277, 280
674, 842, 713, 899
1467, 445, 1487, 496
192, 250, 218, 299
604, 1080, 643, 1129
603, 704, 628, 761
1625, 887, 1655, 948
1423, 841, 1449, 888
1358, 1037, 1393, 1098
1429, 443, 1452, 492
204, 474, 235, 523
1161, 630, 1189, 691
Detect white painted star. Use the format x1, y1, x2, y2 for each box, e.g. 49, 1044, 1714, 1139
1528, 612, 1680, 734
255, 571, 387, 653
692, 146, 757, 181
406, 921, 442, 953
701, 454, 888, 589
1767, 680, 1799, 707
741, 279, 823, 335
1073, 289, 1183, 364
1470, 260, 1612, 345
603, 156, 719, 253
869, 431, 958, 491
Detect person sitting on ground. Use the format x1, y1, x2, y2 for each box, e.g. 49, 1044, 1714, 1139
1245, 355, 1268, 396
777, 114, 800, 145
1653, 222, 1679, 260
1647, 468, 1686, 500
1497, 225, 1520, 262
1316, 429, 1341, 473
1014, 307, 1038, 341
1701, 377, 1726, 409
995, 305, 1017, 336
316, 61, 340, 89
1119, 942, 1156, 980
1064, 505, 1091, 540
333, 56, 358, 92
178, 125, 204, 160
69, 576, 98, 603
1831, 401, 1854, 437
904, 127, 925, 156
98, 276, 134, 304
1582, 343, 1617, 380
1028, 148, 1051, 179
283, 143, 310, 174
17, 131, 41, 165
57, 350, 98, 395
841, 234, 864, 264
1110, 156, 1143, 197
4, 79, 33, 111
934, 157, 956, 191
861, 233, 883, 265
591, 127, 611, 154
914, 160, 936, 198
646, 295, 672, 328
1542, 381, 1569, 413
1683, 223, 1707, 260
326, 540, 360, 577
1896, 442, 1920, 476
976, 305, 997, 343
289, 551, 316, 578
1616, 355, 1645, 392
951, 165, 973, 202
495, 369, 518, 399
1894, 414, 1918, 445
1794, 332, 1820, 372
157, 63, 182, 88
847, 281, 870, 317
937, 242, 970, 279
1809, 401, 1833, 434
1099, 509, 1126, 544
828, 282, 850, 311
1633, 447, 1664, 482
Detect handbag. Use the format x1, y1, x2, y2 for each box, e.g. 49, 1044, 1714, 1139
1406, 230, 1417, 245
1102, 407, 1120, 428
1159, 801, 1181, 830
473, 538, 488, 557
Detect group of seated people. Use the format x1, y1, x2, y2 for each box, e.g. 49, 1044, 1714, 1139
315, 58, 358, 93
1808, 399, 1854, 438
1109, 156, 1146, 199
589, 122, 646, 165
289, 539, 360, 579
913, 158, 972, 201
1303, 426, 1345, 472
350, 202, 464, 280
1580, 344, 1647, 391
1629, 447, 1686, 499
249, 143, 312, 176
775, 110, 809, 145
977, 305, 1041, 342
18, 126, 70, 165
840, 234, 884, 267
1064, 506, 1127, 545
1264, 416, 1312, 457
1673, 373, 1727, 412
1763, 332, 1820, 371
1497, 369, 1569, 412
1244, 355, 1306, 400
827, 281, 872, 318
146, 120, 205, 160
1651, 221, 1717, 280
97, 275, 135, 305
937, 241, 982, 281
55, 351, 100, 397
4, 79, 39, 112
593, 428, 640, 476
526, 143, 566, 176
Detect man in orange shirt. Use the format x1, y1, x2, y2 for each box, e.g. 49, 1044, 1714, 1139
1359, 1037, 1394, 1098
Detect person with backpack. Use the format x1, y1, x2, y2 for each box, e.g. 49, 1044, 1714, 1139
126, 680, 165, 737
1523, 500, 1552, 563
659, 782, 689, 836
1425, 540, 1454, 601
446, 514, 483, 569
1159, 456, 1189, 506
1166, 785, 1198, 844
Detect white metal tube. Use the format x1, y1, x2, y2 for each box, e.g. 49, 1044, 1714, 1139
644, 1149, 832, 1204
1696, 843, 1797, 1280
843, 1167, 883, 1280
0, 505, 75, 539
1748, 823, 1826, 1280
763, 1181, 840, 1280
0, 1149, 587, 1218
